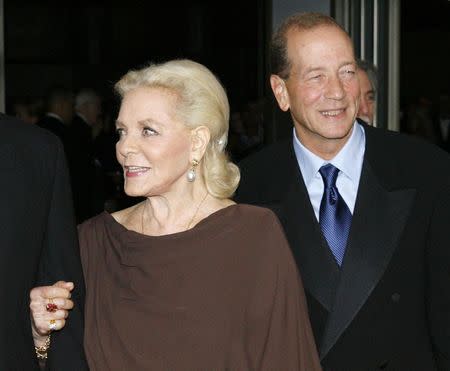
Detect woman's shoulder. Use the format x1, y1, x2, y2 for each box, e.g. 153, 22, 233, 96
228, 204, 291, 263
77, 211, 112, 236
232, 203, 279, 222
212, 203, 283, 239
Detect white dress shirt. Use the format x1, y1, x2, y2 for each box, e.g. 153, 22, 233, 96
293, 122, 366, 221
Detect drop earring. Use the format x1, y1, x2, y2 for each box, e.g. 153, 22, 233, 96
187, 159, 199, 182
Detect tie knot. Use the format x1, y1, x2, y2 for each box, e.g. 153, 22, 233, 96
319, 163, 340, 188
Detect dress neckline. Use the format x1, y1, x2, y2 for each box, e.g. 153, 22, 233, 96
101, 203, 239, 241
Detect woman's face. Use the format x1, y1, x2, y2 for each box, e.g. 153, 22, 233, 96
115, 86, 193, 198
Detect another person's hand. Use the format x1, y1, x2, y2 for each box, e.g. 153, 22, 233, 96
30, 281, 74, 347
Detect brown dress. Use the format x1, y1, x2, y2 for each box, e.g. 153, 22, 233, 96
79, 204, 321, 370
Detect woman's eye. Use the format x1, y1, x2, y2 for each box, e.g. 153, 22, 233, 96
143, 127, 158, 136
115, 128, 125, 137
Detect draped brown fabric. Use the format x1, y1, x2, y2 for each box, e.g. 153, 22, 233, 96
79, 204, 321, 370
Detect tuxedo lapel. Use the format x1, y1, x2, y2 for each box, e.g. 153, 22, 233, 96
279, 146, 340, 312
319, 159, 416, 358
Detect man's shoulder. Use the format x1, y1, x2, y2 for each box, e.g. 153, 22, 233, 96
364, 125, 450, 185
366, 125, 449, 162
239, 138, 292, 171
235, 138, 297, 203
1, 113, 57, 141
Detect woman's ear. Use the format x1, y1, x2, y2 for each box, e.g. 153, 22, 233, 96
190, 126, 210, 161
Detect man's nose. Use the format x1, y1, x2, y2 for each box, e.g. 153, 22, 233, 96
325, 75, 345, 100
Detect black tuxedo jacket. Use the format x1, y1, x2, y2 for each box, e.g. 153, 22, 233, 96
236, 122, 450, 370
0, 114, 88, 370
37, 114, 70, 149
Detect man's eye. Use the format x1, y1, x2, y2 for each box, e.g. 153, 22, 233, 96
342, 69, 355, 76
310, 74, 323, 81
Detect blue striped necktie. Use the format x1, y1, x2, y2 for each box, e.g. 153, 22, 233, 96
319, 164, 352, 266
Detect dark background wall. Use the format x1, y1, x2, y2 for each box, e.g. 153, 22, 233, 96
4, 0, 450, 132
400, 0, 450, 105
4, 0, 268, 114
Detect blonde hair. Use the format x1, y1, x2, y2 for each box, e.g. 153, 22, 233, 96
115, 59, 240, 198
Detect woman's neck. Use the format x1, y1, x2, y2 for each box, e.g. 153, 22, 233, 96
141, 185, 210, 235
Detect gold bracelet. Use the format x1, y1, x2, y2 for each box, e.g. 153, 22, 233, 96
35, 334, 51, 360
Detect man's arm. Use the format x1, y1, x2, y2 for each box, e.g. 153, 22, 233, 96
37, 140, 88, 370
428, 171, 450, 370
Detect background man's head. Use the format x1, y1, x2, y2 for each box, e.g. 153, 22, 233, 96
46, 86, 74, 124
356, 59, 377, 125
75, 89, 102, 127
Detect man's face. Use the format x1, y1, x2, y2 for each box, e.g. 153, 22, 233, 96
357, 69, 375, 124
61, 99, 74, 124
270, 25, 360, 159
85, 98, 102, 127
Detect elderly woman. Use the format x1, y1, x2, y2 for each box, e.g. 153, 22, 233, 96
30, 59, 321, 370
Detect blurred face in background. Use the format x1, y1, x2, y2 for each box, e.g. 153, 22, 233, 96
84, 97, 102, 127
14, 103, 39, 125
60, 98, 74, 124
357, 69, 375, 125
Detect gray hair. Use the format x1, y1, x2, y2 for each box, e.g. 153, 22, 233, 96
356, 59, 378, 94
75, 89, 100, 110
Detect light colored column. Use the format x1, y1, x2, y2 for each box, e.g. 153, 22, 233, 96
0, 0, 4, 113
387, 0, 400, 131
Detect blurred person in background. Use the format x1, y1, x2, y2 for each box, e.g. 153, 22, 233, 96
356, 59, 377, 125
69, 88, 104, 222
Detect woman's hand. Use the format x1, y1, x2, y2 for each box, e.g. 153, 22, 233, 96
30, 281, 74, 347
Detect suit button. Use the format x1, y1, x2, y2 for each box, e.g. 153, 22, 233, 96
391, 293, 400, 302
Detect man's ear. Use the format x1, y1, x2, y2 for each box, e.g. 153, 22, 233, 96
270, 74, 290, 112
190, 126, 210, 161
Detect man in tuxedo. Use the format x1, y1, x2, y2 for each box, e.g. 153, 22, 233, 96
37, 86, 74, 152
236, 12, 450, 370
0, 114, 88, 370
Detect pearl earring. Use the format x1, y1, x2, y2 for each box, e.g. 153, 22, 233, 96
187, 159, 199, 182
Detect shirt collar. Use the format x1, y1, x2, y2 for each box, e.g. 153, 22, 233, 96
293, 122, 366, 187
46, 112, 65, 124
76, 112, 92, 126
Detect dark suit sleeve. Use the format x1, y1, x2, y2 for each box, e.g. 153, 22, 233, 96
37, 140, 89, 370
428, 176, 450, 370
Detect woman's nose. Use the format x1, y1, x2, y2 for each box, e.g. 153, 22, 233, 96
117, 133, 138, 159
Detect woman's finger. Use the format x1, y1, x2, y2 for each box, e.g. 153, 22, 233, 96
48, 297, 74, 310
53, 281, 74, 291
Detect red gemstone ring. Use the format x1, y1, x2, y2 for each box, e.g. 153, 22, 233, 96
45, 299, 58, 313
